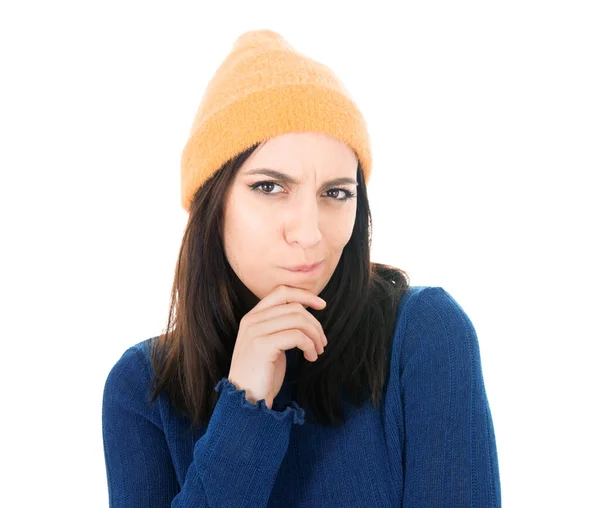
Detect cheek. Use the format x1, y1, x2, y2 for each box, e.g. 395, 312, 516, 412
326, 209, 356, 247
224, 203, 272, 258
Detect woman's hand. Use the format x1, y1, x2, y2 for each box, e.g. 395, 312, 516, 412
227, 285, 328, 409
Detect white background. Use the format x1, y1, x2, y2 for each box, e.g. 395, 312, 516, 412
1, 1, 598, 506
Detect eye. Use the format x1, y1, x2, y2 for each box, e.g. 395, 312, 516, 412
250, 181, 284, 195
249, 181, 357, 202
325, 188, 357, 201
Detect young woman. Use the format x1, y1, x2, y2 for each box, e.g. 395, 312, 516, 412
102, 29, 501, 507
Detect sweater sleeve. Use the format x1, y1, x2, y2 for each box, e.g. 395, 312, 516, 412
102, 346, 305, 508
399, 287, 501, 507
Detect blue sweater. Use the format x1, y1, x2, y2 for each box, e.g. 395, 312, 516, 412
102, 286, 501, 507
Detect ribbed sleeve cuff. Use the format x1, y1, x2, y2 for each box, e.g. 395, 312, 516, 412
214, 378, 305, 425
173, 377, 305, 506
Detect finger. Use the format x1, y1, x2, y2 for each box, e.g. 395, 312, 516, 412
250, 312, 324, 355
251, 285, 326, 315
249, 302, 327, 348
263, 329, 319, 362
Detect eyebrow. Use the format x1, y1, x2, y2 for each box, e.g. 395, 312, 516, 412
243, 168, 358, 187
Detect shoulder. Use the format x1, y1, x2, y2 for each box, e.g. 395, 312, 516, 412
391, 286, 478, 369
102, 337, 158, 414
395, 286, 474, 329
104, 338, 154, 384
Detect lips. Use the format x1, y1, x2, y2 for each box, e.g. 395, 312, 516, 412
285, 261, 323, 273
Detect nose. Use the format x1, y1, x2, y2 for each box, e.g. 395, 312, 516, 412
284, 197, 322, 247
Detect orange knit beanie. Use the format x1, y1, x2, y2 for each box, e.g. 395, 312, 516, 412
179, 29, 373, 212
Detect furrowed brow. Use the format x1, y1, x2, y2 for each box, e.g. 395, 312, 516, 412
243, 168, 358, 187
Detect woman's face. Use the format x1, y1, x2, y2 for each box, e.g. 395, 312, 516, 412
222, 132, 359, 300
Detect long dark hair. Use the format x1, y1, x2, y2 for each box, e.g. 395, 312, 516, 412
148, 142, 410, 429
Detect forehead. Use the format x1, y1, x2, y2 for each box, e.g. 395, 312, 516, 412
247, 132, 358, 171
